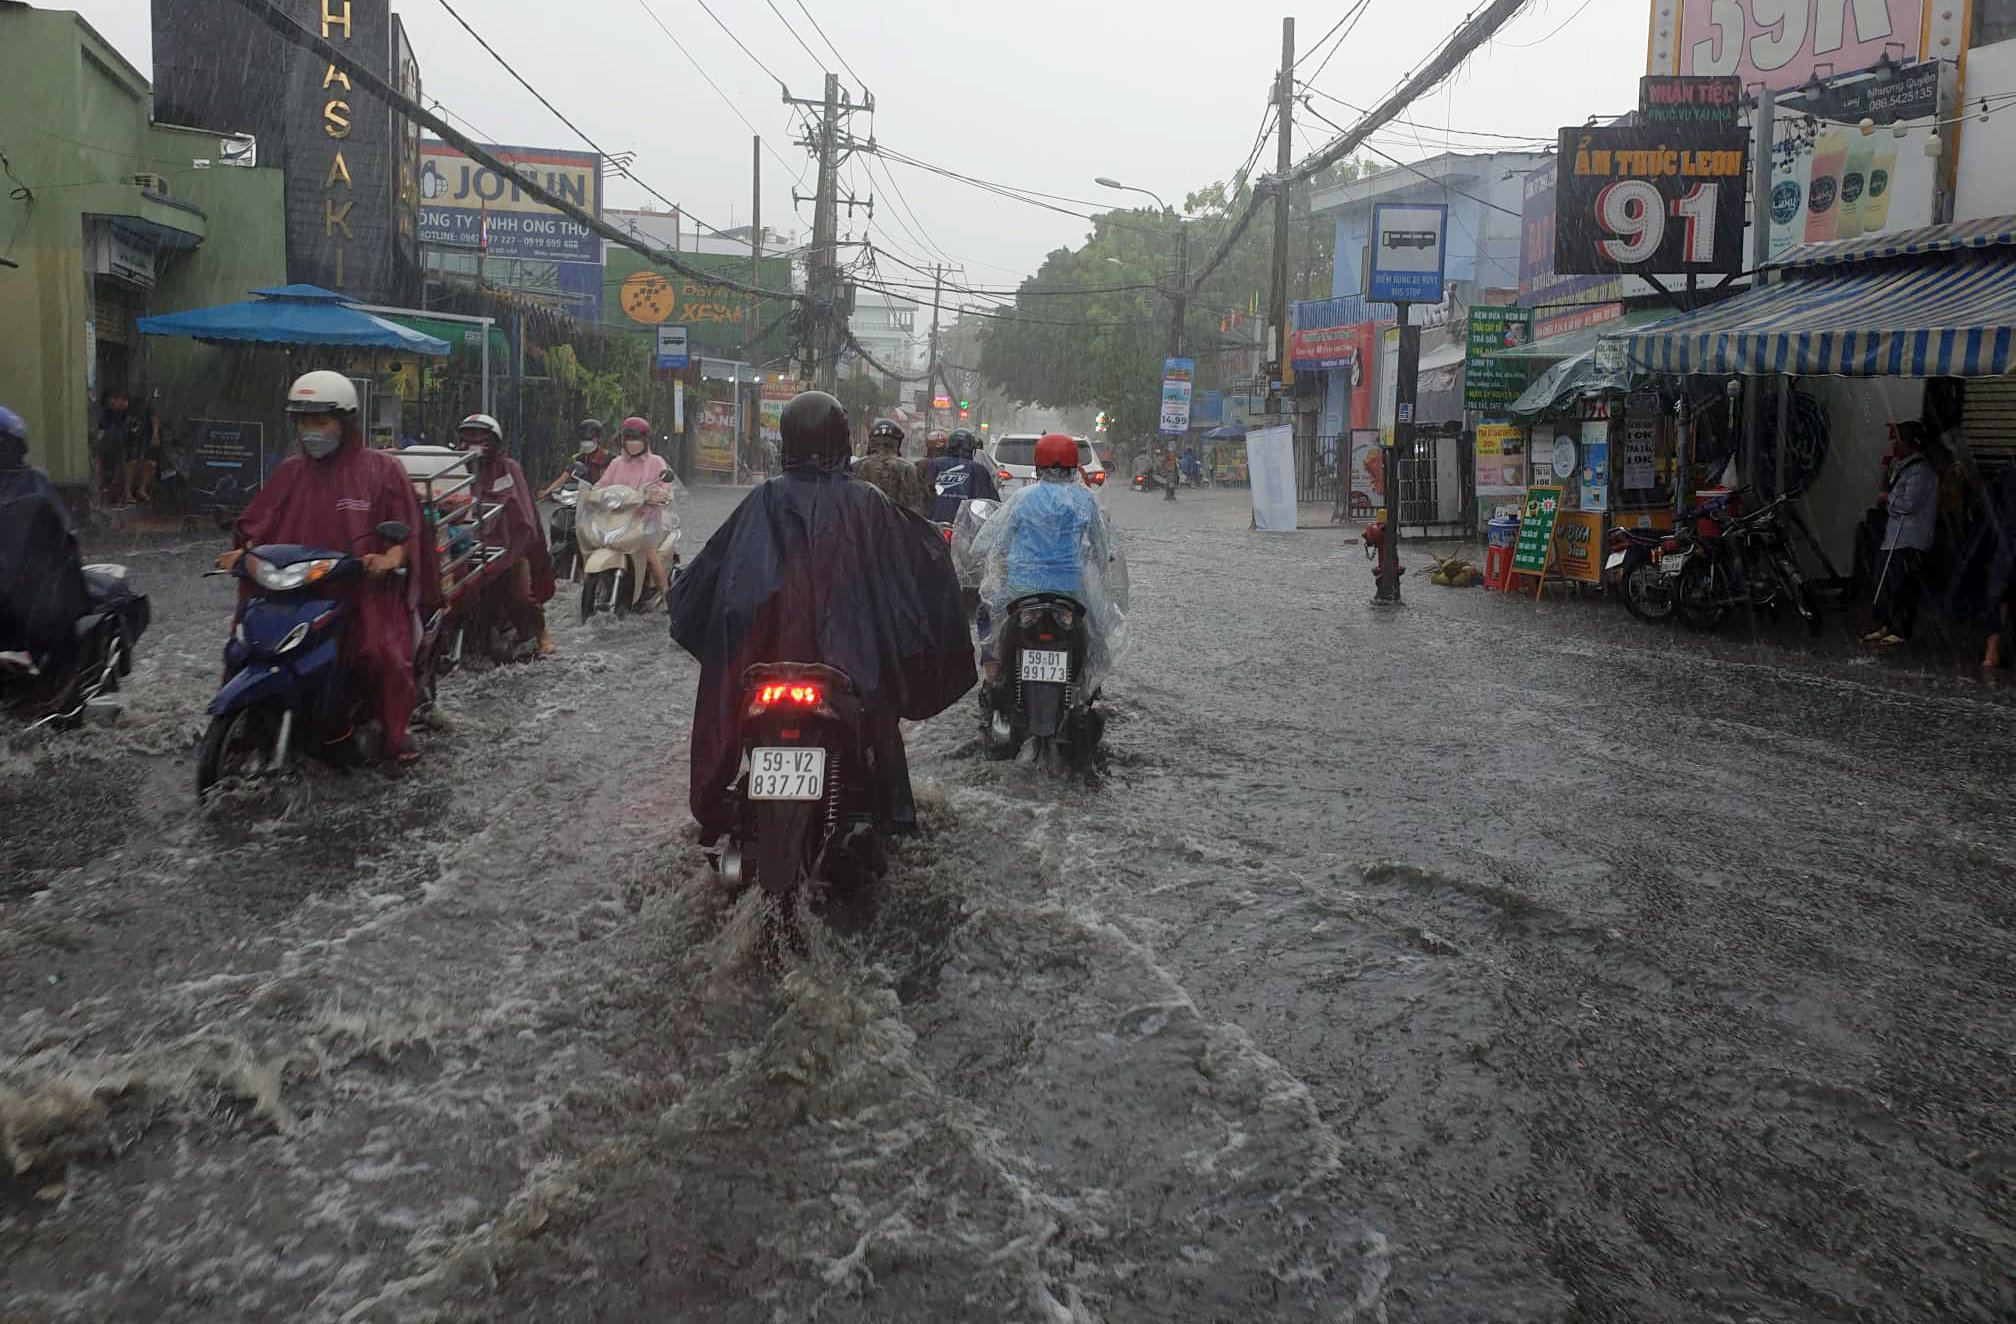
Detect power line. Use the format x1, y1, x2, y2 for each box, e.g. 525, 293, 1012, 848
1495, 0, 1599, 48
793, 0, 868, 93
1301, 0, 1375, 85
431, 0, 733, 237
1299, 101, 1525, 217
1298, 82, 1559, 145
689, 0, 790, 90
760, 0, 832, 75
633, 0, 804, 182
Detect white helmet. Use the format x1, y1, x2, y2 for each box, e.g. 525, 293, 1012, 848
457, 412, 504, 444
285, 370, 359, 415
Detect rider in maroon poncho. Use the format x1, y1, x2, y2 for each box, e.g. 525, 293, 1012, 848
456, 412, 556, 655
216, 371, 441, 761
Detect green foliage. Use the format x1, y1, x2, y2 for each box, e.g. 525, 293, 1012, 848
834, 368, 898, 423
978, 158, 1368, 439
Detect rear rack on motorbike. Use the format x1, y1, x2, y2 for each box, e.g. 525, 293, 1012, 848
396, 447, 515, 608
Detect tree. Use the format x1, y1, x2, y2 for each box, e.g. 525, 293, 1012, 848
978, 158, 1369, 439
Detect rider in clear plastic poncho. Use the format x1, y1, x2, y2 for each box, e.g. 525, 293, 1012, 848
971, 433, 1129, 693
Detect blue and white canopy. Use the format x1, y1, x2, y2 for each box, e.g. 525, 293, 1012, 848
1603, 218, 2016, 379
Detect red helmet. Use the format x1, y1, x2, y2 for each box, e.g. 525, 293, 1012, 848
1034, 433, 1078, 471
620, 415, 650, 437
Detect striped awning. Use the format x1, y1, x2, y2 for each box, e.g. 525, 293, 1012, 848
1767, 217, 2016, 271
1604, 253, 2016, 378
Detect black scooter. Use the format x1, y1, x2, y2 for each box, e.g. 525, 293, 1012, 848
0, 497, 149, 729
977, 592, 1104, 774
713, 662, 886, 902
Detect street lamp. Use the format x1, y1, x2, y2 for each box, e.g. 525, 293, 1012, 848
1094, 175, 1169, 215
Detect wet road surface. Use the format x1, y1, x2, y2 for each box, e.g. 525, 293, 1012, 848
4, 485, 2014, 1322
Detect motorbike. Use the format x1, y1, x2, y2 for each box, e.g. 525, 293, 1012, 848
1605, 524, 1681, 623
713, 662, 885, 901
946, 497, 997, 617
1668, 494, 1822, 636
977, 592, 1105, 773
577, 471, 682, 620
548, 472, 582, 584
195, 519, 421, 796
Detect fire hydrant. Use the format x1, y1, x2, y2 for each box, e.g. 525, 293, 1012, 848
1362, 520, 1405, 604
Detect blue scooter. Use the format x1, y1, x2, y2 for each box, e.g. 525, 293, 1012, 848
197, 520, 423, 797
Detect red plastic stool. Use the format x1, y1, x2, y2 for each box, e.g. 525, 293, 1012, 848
1484, 541, 1515, 591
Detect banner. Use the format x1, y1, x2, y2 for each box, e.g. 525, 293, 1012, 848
1465, 307, 1534, 411
1159, 356, 1196, 435
1766, 62, 1941, 259
417, 141, 600, 262
1552, 511, 1605, 583
1347, 427, 1384, 517
187, 419, 266, 508
1555, 125, 1749, 276
1512, 486, 1564, 575
1246, 425, 1297, 531
1474, 422, 1527, 497
1662, 0, 1925, 95
759, 379, 799, 443
1289, 324, 1360, 371
696, 398, 735, 474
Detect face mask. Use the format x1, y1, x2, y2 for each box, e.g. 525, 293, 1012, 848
625, 439, 646, 455
300, 427, 341, 459
579, 439, 598, 455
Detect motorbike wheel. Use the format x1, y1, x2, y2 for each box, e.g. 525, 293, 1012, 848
196, 705, 273, 796
1622, 558, 1677, 623
580, 571, 610, 623
1675, 557, 1731, 632
752, 802, 819, 899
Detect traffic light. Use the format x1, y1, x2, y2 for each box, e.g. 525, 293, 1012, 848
958, 406, 970, 420
1095, 411, 1109, 433
959, 399, 970, 410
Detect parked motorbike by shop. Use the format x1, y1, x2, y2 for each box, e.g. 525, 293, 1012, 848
1606, 524, 1681, 623
577, 472, 681, 620
1668, 494, 1822, 636
712, 662, 885, 901
0, 501, 149, 730
196, 520, 418, 795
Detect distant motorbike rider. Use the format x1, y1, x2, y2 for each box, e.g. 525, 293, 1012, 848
595, 415, 675, 602
540, 418, 612, 498
922, 427, 1000, 523
216, 371, 441, 762
916, 428, 949, 477
668, 390, 973, 841
456, 413, 557, 655
973, 432, 1114, 689
855, 418, 928, 516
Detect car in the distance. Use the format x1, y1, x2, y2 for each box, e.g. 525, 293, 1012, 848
988, 434, 1107, 496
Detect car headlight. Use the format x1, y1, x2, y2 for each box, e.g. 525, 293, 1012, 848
248, 555, 337, 591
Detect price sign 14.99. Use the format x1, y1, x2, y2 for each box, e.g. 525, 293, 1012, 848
1554, 126, 1749, 276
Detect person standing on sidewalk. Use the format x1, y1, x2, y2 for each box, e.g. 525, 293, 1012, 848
1867, 421, 1938, 647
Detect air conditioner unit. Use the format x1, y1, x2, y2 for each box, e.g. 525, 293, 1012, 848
131, 172, 170, 192
217, 134, 257, 167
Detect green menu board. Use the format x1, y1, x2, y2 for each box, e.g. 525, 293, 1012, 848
1512, 485, 1563, 575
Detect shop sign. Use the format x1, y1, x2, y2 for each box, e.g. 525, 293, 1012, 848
695, 398, 736, 473
1662, 0, 1925, 96
89, 224, 157, 290
1639, 75, 1743, 126
1519, 158, 1626, 313
1465, 306, 1534, 411
1289, 324, 1360, 371
1369, 203, 1449, 305
1556, 126, 1749, 276
1475, 422, 1526, 496
1765, 61, 1941, 260
1622, 407, 1659, 490
188, 419, 266, 508
1533, 302, 1624, 341
1552, 510, 1605, 583
1579, 398, 1612, 422
1159, 356, 1196, 435
418, 141, 601, 262
1512, 485, 1564, 575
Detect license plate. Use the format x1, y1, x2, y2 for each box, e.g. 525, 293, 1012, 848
749, 747, 827, 801
1020, 649, 1069, 683
1660, 552, 1689, 577
1604, 551, 1627, 571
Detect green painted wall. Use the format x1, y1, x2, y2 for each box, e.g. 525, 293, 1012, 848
0, 6, 287, 494
600, 247, 793, 364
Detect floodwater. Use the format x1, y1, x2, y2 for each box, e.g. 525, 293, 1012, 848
4, 485, 2015, 1322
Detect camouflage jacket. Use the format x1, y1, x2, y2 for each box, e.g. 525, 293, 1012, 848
854, 449, 928, 516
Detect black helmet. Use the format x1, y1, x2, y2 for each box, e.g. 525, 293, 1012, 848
578, 418, 604, 441
869, 418, 904, 450
779, 390, 851, 470
0, 405, 25, 470
947, 427, 979, 457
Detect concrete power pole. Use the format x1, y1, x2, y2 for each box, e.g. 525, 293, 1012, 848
1267, 15, 1295, 419
748, 135, 761, 366
811, 73, 842, 391
927, 263, 944, 439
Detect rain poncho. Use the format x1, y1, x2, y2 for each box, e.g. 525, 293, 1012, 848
232, 437, 440, 751
667, 465, 975, 835
922, 454, 1000, 522
475, 449, 554, 604
1, 464, 85, 661
972, 474, 1129, 690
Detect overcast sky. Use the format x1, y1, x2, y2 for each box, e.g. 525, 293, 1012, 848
73, 0, 1644, 291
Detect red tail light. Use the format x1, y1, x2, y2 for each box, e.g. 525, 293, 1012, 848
1659, 538, 1681, 552
1090, 470, 1106, 485
941, 526, 954, 543
755, 683, 823, 707
997, 469, 1012, 482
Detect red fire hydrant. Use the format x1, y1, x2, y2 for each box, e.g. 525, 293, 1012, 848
1362, 520, 1405, 603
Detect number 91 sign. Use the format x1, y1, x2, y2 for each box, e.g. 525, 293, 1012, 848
1554, 126, 1749, 276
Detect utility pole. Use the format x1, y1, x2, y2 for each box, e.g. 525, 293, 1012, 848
1380, 302, 1417, 605
1169, 220, 1188, 358
927, 262, 944, 441
1267, 15, 1295, 420
811, 73, 841, 391
748, 135, 761, 367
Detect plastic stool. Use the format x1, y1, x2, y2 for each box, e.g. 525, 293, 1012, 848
1484, 541, 1515, 591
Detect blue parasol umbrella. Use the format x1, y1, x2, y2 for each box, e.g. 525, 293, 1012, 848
137, 284, 452, 354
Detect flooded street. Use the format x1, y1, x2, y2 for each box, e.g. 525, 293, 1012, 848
5, 487, 2015, 1323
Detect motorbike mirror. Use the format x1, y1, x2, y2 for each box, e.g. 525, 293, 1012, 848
659, 468, 676, 483
571, 461, 592, 478
374, 520, 411, 545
